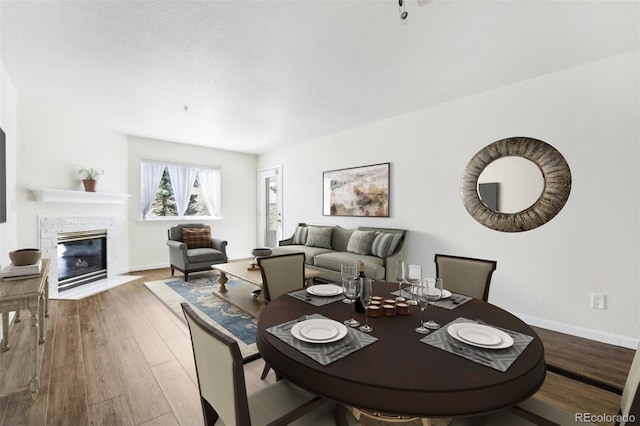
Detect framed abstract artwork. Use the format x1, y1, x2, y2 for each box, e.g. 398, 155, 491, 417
323, 162, 390, 217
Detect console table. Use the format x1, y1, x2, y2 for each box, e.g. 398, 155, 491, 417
0, 259, 50, 399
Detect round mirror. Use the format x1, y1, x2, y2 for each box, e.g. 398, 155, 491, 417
477, 156, 544, 214
461, 137, 571, 232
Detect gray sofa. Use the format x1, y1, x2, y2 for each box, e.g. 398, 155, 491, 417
270, 223, 407, 282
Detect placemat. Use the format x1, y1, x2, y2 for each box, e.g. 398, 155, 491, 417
288, 288, 345, 306
267, 313, 378, 365
420, 317, 534, 372
391, 289, 472, 310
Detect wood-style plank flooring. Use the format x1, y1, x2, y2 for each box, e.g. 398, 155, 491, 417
0, 268, 635, 425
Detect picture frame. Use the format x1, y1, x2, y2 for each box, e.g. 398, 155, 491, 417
323, 162, 390, 217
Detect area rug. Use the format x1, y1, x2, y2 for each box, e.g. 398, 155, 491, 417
144, 272, 259, 361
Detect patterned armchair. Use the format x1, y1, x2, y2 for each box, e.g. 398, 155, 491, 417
166, 223, 228, 281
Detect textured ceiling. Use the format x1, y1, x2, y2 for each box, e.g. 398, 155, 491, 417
1, 1, 638, 154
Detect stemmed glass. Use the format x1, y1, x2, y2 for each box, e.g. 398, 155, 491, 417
405, 264, 422, 292
394, 261, 406, 302
359, 278, 373, 333
343, 278, 360, 327
423, 278, 443, 330
412, 282, 430, 334
341, 263, 358, 304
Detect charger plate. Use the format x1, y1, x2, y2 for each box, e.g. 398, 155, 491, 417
447, 322, 514, 349
291, 319, 348, 343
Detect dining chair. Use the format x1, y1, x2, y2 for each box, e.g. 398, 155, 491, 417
450, 341, 640, 425
181, 302, 360, 425
257, 253, 306, 302
434, 254, 497, 301
257, 252, 306, 379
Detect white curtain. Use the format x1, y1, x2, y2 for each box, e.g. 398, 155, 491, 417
167, 165, 198, 216
198, 168, 221, 217
140, 162, 166, 218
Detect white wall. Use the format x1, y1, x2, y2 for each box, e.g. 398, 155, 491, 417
259, 52, 640, 346
0, 60, 18, 267
127, 136, 257, 270
16, 98, 131, 273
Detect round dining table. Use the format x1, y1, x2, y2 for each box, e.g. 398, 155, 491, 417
256, 282, 546, 419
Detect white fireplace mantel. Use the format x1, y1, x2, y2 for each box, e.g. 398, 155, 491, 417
32, 189, 131, 204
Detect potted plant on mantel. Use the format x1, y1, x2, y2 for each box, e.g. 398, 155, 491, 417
78, 167, 104, 192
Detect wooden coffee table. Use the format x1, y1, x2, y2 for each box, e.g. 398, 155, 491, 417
211, 261, 322, 317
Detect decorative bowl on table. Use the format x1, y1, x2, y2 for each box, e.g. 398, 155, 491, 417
250, 248, 273, 268
9, 248, 42, 266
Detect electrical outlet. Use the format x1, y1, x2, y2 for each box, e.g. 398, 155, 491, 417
591, 293, 605, 309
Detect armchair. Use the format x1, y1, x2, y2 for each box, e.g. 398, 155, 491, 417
167, 223, 228, 281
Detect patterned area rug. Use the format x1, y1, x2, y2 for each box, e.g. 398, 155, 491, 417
144, 273, 259, 361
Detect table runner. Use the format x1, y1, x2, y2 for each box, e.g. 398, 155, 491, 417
391, 289, 472, 310
288, 288, 345, 306
421, 317, 533, 372
267, 313, 378, 365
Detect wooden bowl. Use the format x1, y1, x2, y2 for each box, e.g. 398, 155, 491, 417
9, 248, 42, 266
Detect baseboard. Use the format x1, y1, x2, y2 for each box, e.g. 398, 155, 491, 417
129, 263, 169, 272
514, 312, 639, 350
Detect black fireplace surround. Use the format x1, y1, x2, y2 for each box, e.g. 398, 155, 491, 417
57, 230, 107, 291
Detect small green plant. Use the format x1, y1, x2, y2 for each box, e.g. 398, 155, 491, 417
78, 167, 104, 180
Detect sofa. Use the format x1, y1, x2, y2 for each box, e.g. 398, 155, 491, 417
270, 223, 407, 282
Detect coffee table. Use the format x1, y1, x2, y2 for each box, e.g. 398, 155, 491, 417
212, 261, 322, 317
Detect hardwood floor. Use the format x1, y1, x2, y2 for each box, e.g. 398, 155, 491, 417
0, 268, 635, 425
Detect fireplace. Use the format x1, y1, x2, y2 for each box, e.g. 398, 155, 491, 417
57, 229, 108, 291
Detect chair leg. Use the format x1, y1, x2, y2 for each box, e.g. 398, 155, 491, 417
170, 266, 175, 276
184, 272, 189, 281
260, 363, 271, 380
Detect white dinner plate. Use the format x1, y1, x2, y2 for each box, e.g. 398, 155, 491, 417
291, 319, 348, 343
447, 322, 514, 349
306, 284, 343, 297
441, 289, 452, 299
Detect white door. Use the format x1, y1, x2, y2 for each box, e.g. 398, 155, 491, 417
257, 166, 283, 248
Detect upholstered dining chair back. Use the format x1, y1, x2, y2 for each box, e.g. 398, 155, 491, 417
182, 302, 357, 425
434, 254, 497, 301
181, 302, 250, 425
258, 253, 306, 302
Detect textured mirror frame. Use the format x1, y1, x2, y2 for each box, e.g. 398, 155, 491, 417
461, 137, 571, 232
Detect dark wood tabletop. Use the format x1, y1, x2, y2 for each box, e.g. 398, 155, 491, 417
256, 282, 546, 418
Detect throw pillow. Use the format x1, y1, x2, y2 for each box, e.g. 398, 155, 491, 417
292, 227, 308, 245
371, 232, 402, 258
347, 230, 376, 255
182, 227, 212, 249
305, 226, 333, 249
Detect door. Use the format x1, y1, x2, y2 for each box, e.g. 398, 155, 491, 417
258, 166, 283, 248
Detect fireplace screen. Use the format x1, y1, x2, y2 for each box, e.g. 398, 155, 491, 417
57, 229, 107, 291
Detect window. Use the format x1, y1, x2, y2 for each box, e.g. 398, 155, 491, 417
140, 160, 221, 220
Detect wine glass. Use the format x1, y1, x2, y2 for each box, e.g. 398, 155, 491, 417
405, 264, 422, 288
423, 278, 443, 330
341, 263, 358, 304
412, 281, 430, 334
394, 261, 406, 302
358, 278, 373, 333
343, 278, 360, 327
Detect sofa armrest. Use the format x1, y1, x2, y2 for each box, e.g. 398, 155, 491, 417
167, 239, 188, 268
382, 233, 408, 281
166, 240, 187, 252
211, 238, 229, 261
278, 236, 294, 246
